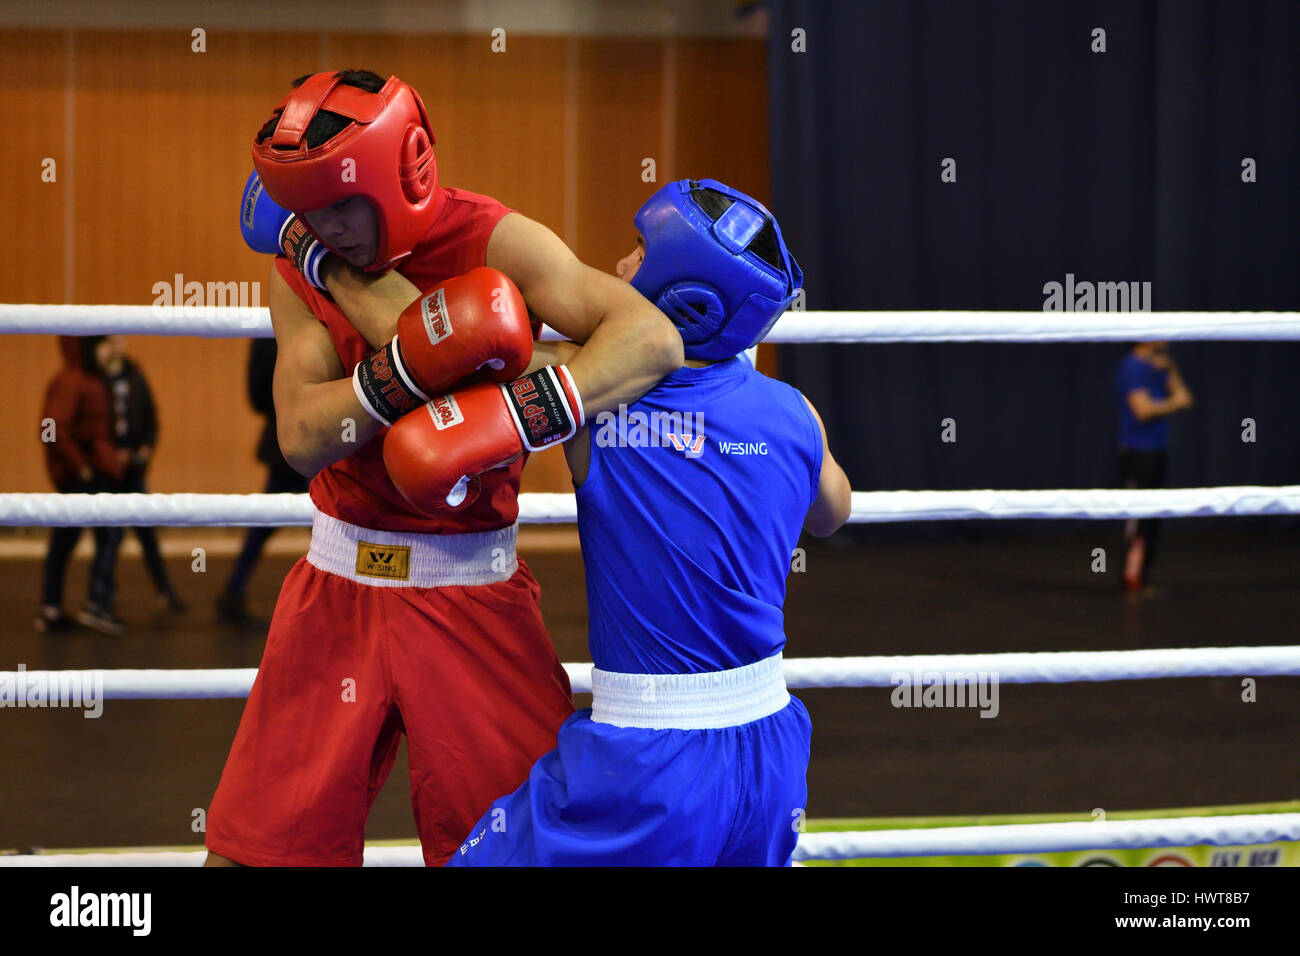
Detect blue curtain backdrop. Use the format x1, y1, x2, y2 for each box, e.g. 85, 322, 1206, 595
765, 0, 1300, 537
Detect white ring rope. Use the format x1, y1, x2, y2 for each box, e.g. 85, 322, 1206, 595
6, 305, 1296, 866
848, 487, 1300, 522
3, 487, 1298, 527
2, 304, 1298, 342
2, 813, 1295, 865
0, 493, 314, 527
780, 647, 1300, 687
773, 311, 1300, 343
790, 813, 1300, 861
5, 647, 1296, 701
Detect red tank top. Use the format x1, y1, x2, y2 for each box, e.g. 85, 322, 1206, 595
276, 187, 523, 533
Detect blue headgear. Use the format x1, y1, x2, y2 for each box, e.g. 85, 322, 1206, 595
630, 179, 802, 361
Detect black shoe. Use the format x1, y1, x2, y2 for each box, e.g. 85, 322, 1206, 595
76, 605, 127, 636
34, 609, 79, 633
215, 592, 264, 629
157, 591, 188, 614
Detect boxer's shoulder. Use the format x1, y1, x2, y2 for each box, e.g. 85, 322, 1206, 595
437, 185, 508, 210
428, 186, 513, 233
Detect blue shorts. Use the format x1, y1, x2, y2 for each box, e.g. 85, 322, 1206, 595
446, 695, 812, 867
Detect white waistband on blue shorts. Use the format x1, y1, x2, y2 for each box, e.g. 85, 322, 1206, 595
306, 510, 518, 587
590, 653, 789, 731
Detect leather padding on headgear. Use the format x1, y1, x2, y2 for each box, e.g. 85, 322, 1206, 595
630, 179, 802, 361
252, 73, 439, 272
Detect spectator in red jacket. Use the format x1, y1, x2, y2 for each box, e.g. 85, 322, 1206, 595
37, 335, 127, 635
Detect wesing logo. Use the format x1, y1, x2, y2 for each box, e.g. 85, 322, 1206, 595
664, 432, 705, 458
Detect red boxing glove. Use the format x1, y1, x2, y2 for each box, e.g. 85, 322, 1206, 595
385, 365, 584, 513
354, 267, 533, 425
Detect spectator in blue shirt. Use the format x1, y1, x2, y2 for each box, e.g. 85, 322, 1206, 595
1114, 341, 1194, 597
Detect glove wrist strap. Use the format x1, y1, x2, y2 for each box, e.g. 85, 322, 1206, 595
353, 338, 431, 426
500, 365, 585, 453
279, 217, 329, 292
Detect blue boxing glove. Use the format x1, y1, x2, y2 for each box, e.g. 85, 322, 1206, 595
239, 170, 329, 291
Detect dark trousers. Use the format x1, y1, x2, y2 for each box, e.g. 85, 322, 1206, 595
221, 466, 310, 598
40, 480, 124, 610
119, 465, 174, 596
1120, 448, 1168, 583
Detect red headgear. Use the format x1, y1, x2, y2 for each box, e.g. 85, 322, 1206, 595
252, 73, 439, 272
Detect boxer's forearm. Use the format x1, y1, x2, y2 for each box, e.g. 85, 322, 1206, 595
322, 257, 421, 349
484, 213, 684, 413
524, 340, 581, 374
278, 377, 385, 477
562, 306, 683, 417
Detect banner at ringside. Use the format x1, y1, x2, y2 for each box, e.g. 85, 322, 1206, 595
804, 801, 1300, 868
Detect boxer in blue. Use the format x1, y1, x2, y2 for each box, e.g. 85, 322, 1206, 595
447, 179, 852, 866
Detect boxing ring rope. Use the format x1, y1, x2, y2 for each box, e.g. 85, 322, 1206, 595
4, 646, 1298, 701
3, 486, 1300, 527
2, 304, 1299, 342
6, 303, 1299, 865
4, 813, 1298, 865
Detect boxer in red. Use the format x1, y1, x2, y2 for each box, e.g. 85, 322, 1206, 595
205, 70, 682, 866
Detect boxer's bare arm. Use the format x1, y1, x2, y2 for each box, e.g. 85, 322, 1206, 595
525, 340, 581, 375
802, 398, 852, 537
528, 340, 596, 485
319, 257, 419, 349
314, 212, 683, 414
487, 212, 683, 416
268, 264, 385, 476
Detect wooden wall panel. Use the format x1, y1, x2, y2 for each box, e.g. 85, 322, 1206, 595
1, 29, 67, 305
674, 39, 770, 202
1, 28, 767, 498
673, 38, 777, 377
573, 38, 664, 271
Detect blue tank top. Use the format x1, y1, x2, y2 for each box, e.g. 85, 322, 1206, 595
1115, 354, 1171, 451
575, 358, 823, 674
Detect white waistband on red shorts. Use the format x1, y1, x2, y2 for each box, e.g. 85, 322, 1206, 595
306, 510, 518, 587
590, 652, 789, 731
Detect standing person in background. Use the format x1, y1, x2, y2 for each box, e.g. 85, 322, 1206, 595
37, 336, 127, 635
98, 335, 187, 613
1115, 341, 1195, 598
215, 337, 310, 627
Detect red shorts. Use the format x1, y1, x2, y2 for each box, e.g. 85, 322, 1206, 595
205, 556, 574, 866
